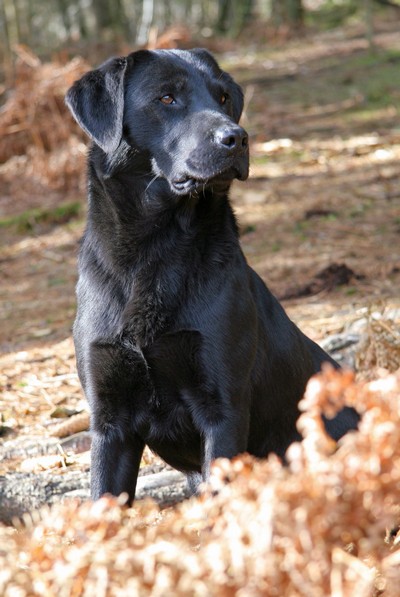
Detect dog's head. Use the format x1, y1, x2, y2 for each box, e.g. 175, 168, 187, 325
66, 49, 249, 195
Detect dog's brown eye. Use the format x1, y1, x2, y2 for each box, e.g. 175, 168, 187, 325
220, 93, 228, 105
160, 95, 175, 105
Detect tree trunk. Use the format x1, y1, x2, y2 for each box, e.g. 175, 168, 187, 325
271, 0, 303, 30
138, 0, 156, 45
57, 0, 72, 39
3, 0, 21, 47
233, 0, 254, 35
286, 0, 303, 27
93, 0, 113, 37
216, 0, 231, 33
365, 0, 375, 51
0, 0, 13, 79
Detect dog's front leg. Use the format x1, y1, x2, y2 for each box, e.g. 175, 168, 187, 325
86, 341, 150, 501
185, 417, 248, 496
90, 430, 144, 501
201, 412, 249, 485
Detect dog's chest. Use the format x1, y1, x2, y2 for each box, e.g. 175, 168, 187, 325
137, 363, 223, 472
141, 390, 197, 444
142, 396, 202, 471
119, 255, 190, 346
122, 285, 168, 346
132, 330, 206, 468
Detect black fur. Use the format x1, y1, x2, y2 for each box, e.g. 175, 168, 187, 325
66, 49, 359, 501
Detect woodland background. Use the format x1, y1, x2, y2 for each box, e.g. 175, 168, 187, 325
1, 1, 400, 596
0, 0, 394, 73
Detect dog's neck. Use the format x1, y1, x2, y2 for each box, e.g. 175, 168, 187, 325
82, 149, 241, 345
84, 150, 240, 274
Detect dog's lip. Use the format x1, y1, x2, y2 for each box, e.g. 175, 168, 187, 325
172, 177, 198, 191
171, 163, 249, 194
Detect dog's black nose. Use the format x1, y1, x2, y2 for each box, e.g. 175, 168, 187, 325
215, 126, 248, 152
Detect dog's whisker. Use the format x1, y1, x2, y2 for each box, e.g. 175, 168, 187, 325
145, 174, 160, 191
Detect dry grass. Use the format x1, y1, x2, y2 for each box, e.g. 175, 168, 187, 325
0, 48, 88, 212
1, 368, 399, 596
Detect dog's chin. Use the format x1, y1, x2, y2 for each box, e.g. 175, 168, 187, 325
170, 162, 249, 196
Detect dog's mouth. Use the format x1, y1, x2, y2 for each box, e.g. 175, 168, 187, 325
172, 177, 200, 193
171, 162, 249, 196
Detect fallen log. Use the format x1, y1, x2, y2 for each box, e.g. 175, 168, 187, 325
0, 467, 188, 524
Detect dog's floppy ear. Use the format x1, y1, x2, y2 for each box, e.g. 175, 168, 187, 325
65, 57, 128, 153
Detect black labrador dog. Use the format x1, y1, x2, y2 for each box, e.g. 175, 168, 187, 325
66, 49, 358, 501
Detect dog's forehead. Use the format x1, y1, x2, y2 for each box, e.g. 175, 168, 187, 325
129, 49, 223, 89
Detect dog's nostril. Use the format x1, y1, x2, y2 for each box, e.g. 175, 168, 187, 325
216, 127, 248, 151
224, 135, 236, 148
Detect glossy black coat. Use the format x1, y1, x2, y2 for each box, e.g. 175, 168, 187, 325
66, 49, 359, 500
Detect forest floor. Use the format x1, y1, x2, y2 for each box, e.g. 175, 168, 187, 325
0, 20, 400, 503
